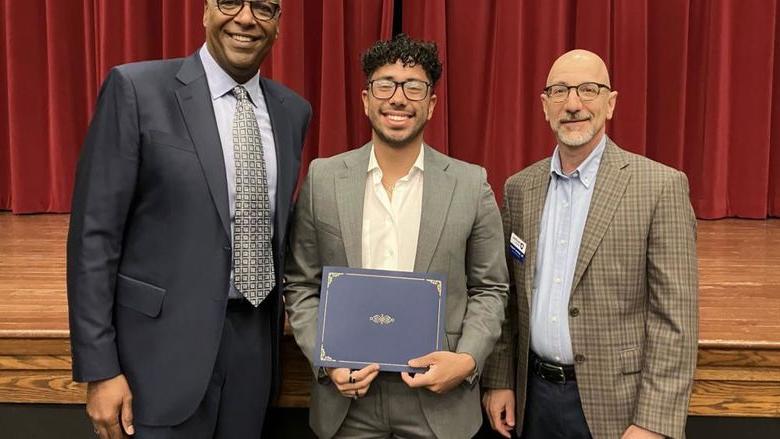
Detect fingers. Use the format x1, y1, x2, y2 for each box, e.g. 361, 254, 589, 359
504, 397, 516, 428
407, 352, 438, 368
483, 390, 515, 438
400, 370, 434, 388
120, 393, 134, 436
106, 420, 124, 439
350, 363, 380, 381
330, 365, 380, 399
488, 403, 511, 438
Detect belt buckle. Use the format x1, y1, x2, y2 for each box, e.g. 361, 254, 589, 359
538, 362, 566, 384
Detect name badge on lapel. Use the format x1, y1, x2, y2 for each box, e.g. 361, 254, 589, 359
509, 233, 527, 263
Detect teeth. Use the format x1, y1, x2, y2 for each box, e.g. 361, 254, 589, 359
231, 34, 253, 42
387, 115, 407, 121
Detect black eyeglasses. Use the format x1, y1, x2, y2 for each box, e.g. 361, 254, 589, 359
216, 0, 281, 21
368, 79, 432, 101
543, 82, 611, 103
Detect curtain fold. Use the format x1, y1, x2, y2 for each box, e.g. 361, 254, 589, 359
402, 0, 780, 218
0, 0, 393, 213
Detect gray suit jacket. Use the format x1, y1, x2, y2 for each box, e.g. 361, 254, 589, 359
284, 143, 509, 439
482, 139, 698, 439
67, 52, 310, 426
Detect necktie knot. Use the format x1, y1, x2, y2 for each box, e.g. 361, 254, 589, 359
232, 85, 250, 103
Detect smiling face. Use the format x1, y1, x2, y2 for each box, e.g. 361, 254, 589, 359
541, 50, 617, 151
203, 0, 280, 84
361, 60, 437, 150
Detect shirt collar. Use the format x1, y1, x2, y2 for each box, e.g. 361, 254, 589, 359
367, 144, 425, 176
549, 134, 607, 189
199, 44, 262, 107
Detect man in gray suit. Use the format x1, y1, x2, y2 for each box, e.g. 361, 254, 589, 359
68, 1, 310, 438
284, 34, 509, 439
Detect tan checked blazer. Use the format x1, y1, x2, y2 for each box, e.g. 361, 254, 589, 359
482, 138, 698, 439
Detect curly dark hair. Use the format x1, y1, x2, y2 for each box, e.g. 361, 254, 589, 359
361, 33, 442, 85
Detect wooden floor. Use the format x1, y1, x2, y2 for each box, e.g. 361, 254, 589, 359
1, 213, 779, 416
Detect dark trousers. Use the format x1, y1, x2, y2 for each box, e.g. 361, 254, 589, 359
133, 298, 273, 439
520, 363, 592, 439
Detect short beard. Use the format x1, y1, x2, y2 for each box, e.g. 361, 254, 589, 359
556, 126, 596, 148
373, 120, 428, 149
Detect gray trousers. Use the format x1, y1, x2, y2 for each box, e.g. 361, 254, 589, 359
334, 373, 437, 439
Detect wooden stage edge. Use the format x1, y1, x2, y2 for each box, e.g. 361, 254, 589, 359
1, 214, 779, 418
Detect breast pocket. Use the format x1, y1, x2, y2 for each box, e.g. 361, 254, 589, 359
148, 130, 196, 155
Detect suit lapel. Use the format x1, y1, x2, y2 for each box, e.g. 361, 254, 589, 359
261, 78, 293, 252
335, 144, 371, 268
414, 146, 455, 273
570, 139, 631, 293
523, 163, 551, 305
175, 53, 230, 238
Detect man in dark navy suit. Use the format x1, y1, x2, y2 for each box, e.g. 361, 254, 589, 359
67, 1, 310, 437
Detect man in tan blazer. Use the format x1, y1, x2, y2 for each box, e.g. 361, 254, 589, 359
482, 50, 698, 439
284, 34, 508, 438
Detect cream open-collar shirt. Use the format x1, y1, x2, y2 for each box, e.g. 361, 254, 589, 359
361, 145, 425, 271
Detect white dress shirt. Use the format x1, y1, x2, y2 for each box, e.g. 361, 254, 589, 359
361, 145, 424, 271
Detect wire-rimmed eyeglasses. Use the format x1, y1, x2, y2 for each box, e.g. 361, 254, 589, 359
543, 82, 611, 103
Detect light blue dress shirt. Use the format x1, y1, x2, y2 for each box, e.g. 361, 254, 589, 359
200, 45, 278, 298
530, 135, 606, 364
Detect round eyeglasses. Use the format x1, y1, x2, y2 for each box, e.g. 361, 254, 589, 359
368, 79, 432, 102
543, 82, 611, 103
216, 0, 281, 21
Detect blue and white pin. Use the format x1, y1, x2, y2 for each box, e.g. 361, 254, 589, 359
509, 233, 527, 263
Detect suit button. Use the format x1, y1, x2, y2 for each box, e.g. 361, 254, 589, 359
574, 354, 585, 363
569, 307, 580, 317
223, 245, 231, 252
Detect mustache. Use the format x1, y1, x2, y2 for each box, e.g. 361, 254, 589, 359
560, 112, 590, 123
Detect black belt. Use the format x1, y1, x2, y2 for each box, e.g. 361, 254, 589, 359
530, 351, 576, 384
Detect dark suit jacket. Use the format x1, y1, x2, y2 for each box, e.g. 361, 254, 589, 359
67, 51, 311, 426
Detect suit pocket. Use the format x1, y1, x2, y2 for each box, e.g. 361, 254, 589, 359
620, 347, 642, 374
316, 220, 342, 239
149, 130, 196, 154
116, 273, 166, 318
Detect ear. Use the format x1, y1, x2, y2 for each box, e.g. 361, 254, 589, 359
426, 94, 437, 120
362, 89, 370, 116
203, 1, 209, 28
605, 90, 618, 120
540, 94, 551, 122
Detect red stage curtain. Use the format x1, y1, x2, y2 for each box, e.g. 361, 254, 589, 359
0, 0, 392, 213
403, 0, 780, 218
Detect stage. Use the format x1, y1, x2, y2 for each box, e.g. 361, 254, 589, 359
0, 213, 778, 417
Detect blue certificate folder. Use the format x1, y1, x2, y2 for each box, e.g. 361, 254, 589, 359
314, 266, 447, 373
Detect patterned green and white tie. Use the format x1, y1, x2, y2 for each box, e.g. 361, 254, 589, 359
232, 85, 274, 306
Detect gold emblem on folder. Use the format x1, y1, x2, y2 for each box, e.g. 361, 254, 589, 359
369, 314, 395, 325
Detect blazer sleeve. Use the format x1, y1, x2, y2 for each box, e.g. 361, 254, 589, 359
456, 168, 510, 381
283, 160, 323, 377
67, 68, 140, 383
481, 181, 518, 389
633, 171, 699, 438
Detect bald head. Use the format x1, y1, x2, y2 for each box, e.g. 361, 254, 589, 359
546, 49, 611, 88
540, 49, 617, 154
